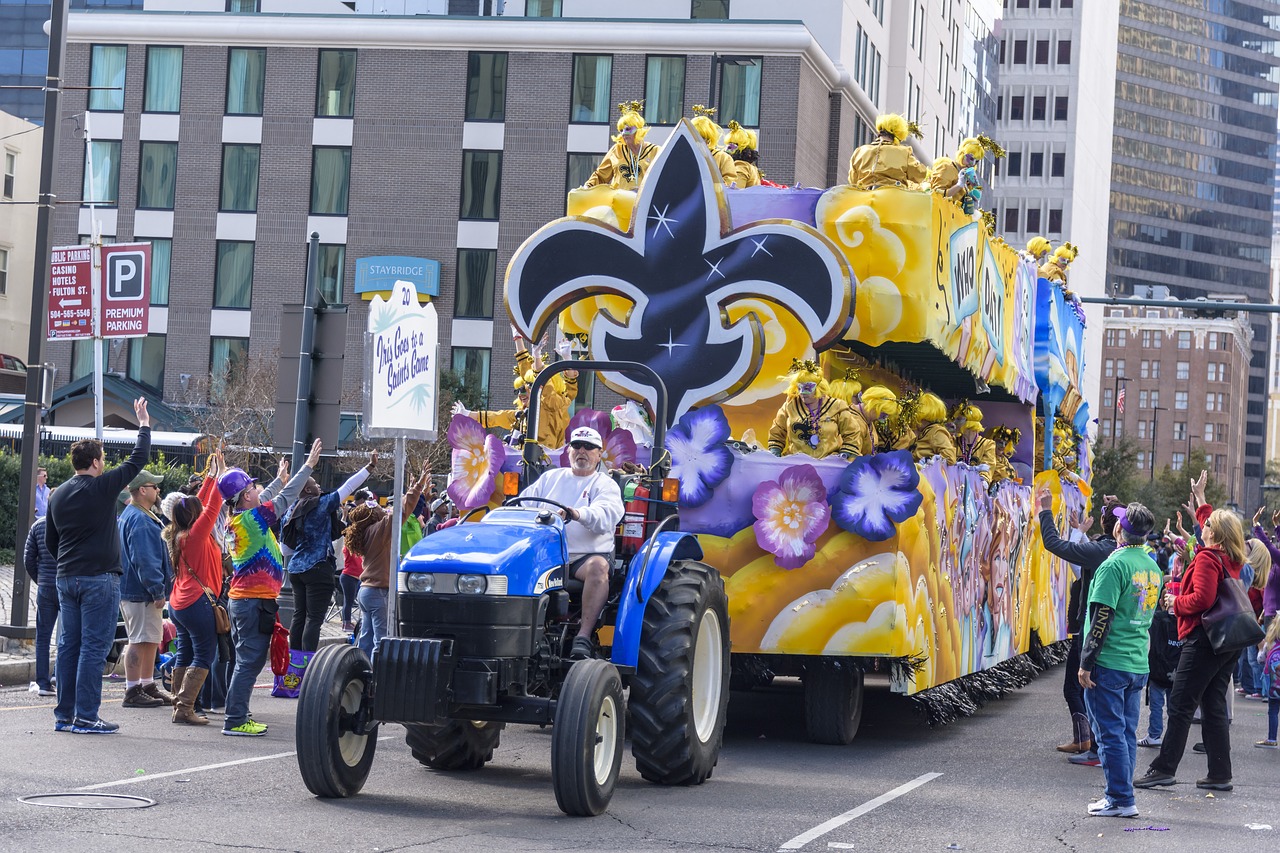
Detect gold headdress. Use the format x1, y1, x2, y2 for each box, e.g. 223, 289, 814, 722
692, 104, 717, 119
976, 133, 1007, 159
991, 425, 1021, 447
787, 358, 821, 376
981, 209, 996, 237
617, 100, 644, 116
906, 119, 924, 140
828, 366, 863, 405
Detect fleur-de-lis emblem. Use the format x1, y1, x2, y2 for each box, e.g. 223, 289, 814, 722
505, 120, 854, 426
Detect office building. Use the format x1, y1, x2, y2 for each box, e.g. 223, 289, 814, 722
0, 110, 41, 359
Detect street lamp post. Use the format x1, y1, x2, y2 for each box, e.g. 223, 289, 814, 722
1151, 405, 1168, 480
1111, 374, 1130, 448
1185, 431, 1198, 467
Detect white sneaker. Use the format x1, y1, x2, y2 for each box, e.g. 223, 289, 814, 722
1137, 734, 1162, 747
1088, 798, 1138, 818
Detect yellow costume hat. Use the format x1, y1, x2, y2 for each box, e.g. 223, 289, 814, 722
614, 100, 649, 143
690, 104, 722, 148
781, 358, 829, 398
875, 113, 909, 143
913, 392, 948, 427
861, 385, 900, 419
726, 120, 755, 153
1027, 236, 1052, 258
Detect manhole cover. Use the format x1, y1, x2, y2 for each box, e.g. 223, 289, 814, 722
19, 793, 156, 810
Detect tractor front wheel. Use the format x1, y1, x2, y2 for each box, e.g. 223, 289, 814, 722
552, 658, 624, 816
295, 644, 378, 798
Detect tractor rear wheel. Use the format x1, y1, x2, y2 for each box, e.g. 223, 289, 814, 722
404, 720, 504, 771
552, 658, 624, 816
295, 644, 378, 798
630, 560, 730, 785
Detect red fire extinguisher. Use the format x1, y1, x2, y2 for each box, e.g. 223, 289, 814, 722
620, 481, 649, 555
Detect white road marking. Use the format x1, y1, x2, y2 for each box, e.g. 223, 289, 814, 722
76, 736, 393, 791
778, 772, 943, 851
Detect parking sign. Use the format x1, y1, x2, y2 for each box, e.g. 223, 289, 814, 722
101, 242, 151, 338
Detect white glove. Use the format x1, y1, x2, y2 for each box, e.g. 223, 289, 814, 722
451, 401, 472, 417
556, 338, 574, 362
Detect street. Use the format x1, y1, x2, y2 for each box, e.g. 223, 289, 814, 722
1, 668, 1277, 852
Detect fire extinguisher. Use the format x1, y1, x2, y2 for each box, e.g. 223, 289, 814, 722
620, 481, 649, 555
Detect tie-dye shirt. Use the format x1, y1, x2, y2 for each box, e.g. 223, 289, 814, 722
227, 500, 286, 600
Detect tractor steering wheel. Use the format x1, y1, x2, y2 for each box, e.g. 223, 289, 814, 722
503, 496, 574, 516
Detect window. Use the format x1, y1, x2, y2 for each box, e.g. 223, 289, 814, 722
1010, 96, 1024, 121
89, 45, 126, 111
1104, 358, 1114, 379
526, 0, 561, 14
127, 334, 165, 391
1207, 363, 1222, 382
0, 247, 7, 296
854, 25, 882, 107
570, 55, 612, 123
719, 57, 762, 126
226, 48, 266, 115
465, 52, 507, 121
209, 337, 248, 398
451, 347, 491, 408
1151, 390, 1159, 408
1051, 152, 1065, 177
1104, 329, 1117, 347
996, 95, 1003, 120
644, 56, 685, 125
1204, 422, 1215, 442
310, 147, 351, 215
143, 46, 182, 113
1034, 39, 1049, 64
1139, 389, 1149, 409
1101, 419, 1112, 440
1013, 39, 1027, 64
82, 140, 121, 205
1177, 331, 1191, 349
1038, 0, 1051, 6
1175, 390, 1188, 410
1004, 207, 1019, 232
1054, 96, 1068, 121
1176, 361, 1189, 380
71, 340, 108, 382
1116, 357, 1126, 373
690, 0, 729, 17
219, 143, 259, 212
1206, 333, 1218, 350
1137, 419, 1147, 439
1032, 95, 1046, 121
1150, 361, 1160, 379
137, 142, 177, 210
1048, 208, 1062, 233
565, 153, 598, 194
1206, 392, 1215, 412
1139, 360, 1150, 380
1028, 152, 1043, 177
1007, 151, 1022, 175
315, 49, 356, 117
1057, 39, 1071, 64
1103, 388, 1113, 407
1152, 330, 1162, 347
3, 151, 14, 199
1173, 422, 1186, 441
226, 0, 260, 10
318, 244, 345, 304
150, 238, 171, 306
1172, 452, 1185, 471
1136, 452, 1146, 470
999, 41, 1006, 65
1026, 207, 1041, 232
460, 150, 502, 220
214, 241, 254, 308
456, 249, 496, 318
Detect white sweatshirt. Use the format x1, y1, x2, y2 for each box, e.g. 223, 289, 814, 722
520, 467, 624, 558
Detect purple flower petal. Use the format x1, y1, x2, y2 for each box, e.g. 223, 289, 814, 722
448, 432, 504, 511
668, 405, 734, 508
831, 451, 923, 542
447, 412, 487, 449
751, 464, 831, 569
565, 407, 611, 448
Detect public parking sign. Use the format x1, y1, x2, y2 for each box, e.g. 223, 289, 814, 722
47, 245, 93, 340
101, 242, 150, 338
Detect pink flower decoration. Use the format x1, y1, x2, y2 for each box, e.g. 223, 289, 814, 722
446, 414, 504, 510
751, 464, 831, 569
557, 407, 638, 470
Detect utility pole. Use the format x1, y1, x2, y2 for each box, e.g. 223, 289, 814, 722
10, 0, 68, 634
1111, 374, 1129, 449
1150, 405, 1168, 480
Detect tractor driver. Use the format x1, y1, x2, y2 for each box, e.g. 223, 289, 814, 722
519, 426, 625, 660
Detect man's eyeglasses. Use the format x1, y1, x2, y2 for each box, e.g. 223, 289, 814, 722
569, 441, 598, 451
139, 483, 160, 491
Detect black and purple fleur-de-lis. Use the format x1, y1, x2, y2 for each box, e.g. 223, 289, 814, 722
504, 120, 854, 427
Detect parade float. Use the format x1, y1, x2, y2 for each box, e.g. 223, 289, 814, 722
446, 118, 1093, 741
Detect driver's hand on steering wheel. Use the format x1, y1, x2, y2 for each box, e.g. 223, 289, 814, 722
560, 507, 580, 523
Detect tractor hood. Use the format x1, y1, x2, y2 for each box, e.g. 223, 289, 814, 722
399, 507, 568, 596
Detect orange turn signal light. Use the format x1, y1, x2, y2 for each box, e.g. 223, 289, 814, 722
661, 478, 679, 503
503, 471, 520, 496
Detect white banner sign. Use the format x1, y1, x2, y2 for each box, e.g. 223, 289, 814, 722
363, 280, 439, 440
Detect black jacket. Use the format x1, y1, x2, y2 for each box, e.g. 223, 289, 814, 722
23, 516, 57, 587
1037, 509, 1116, 635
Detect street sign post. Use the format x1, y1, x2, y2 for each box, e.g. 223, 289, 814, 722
46, 245, 93, 340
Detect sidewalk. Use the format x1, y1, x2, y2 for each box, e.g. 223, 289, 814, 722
0, 565, 351, 687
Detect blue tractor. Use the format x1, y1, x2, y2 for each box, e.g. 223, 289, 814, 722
295, 361, 731, 816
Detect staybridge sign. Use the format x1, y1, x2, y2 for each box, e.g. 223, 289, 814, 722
355, 255, 440, 301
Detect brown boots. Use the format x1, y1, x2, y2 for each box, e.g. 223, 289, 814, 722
172, 666, 209, 726
1056, 712, 1093, 753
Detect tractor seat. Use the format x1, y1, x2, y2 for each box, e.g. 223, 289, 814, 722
559, 553, 625, 598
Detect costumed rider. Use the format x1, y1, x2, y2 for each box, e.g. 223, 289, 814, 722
989, 426, 1022, 485
1040, 243, 1078, 286
691, 104, 738, 187
911, 391, 957, 464
928, 135, 1005, 215
847, 113, 928, 189
583, 100, 661, 191
1026, 236, 1053, 266
768, 360, 864, 458
726, 121, 761, 188
952, 403, 998, 484
518, 426, 624, 660
453, 336, 578, 449
861, 386, 912, 452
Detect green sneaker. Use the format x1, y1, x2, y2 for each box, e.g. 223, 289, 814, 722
222, 719, 268, 737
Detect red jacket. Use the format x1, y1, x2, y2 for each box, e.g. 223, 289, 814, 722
1171, 504, 1243, 640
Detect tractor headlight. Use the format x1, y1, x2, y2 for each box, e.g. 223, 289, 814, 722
405, 572, 434, 594
456, 574, 488, 595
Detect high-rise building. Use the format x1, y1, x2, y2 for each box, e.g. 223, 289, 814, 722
1107, 0, 1280, 508
993, 0, 1118, 410
0, 111, 42, 354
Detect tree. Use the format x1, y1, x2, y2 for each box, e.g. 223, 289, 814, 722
1089, 436, 1139, 511
1139, 448, 1227, 529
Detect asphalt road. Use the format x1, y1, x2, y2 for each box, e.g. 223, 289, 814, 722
1, 669, 1276, 853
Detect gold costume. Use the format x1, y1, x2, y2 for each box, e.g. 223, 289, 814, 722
991, 453, 1017, 484
846, 139, 928, 189
1039, 260, 1067, 283
958, 435, 999, 484
584, 141, 661, 191
472, 352, 577, 448
711, 148, 738, 185
927, 158, 963, 193
768, 397, 863, 458
912, 422, 957, 464
734, 160, 761, 188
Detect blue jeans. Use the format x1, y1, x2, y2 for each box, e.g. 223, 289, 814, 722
1147, 683, 1167, 739
1268, 697, 1278, 742
172, 596, 218, 671
1237, 649, 1258, 694
35, 584, 60, 690
225, 598, 273, 730
356, 586, 387, 659
54, 574, 121, 723
1084, 665, 1146, 808
339, 573, 361, 625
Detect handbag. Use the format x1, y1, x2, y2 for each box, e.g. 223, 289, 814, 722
1200, 551, 1264, 653
180, 551, 230, 635
270, 617, 291, 677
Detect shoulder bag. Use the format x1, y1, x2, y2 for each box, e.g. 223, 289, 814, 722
1200, 550, 1264, 653
179, 545, 231, 635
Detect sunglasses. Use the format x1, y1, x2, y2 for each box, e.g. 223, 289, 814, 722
569, 441, 599, 450
798, 382, 818, 394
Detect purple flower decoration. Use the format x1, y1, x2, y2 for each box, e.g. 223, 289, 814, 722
667, 405, 734, 508
446, 414, 504, 510
752, 464, 830, 569
831, 450, 924, 542
556, 407, 638, 470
